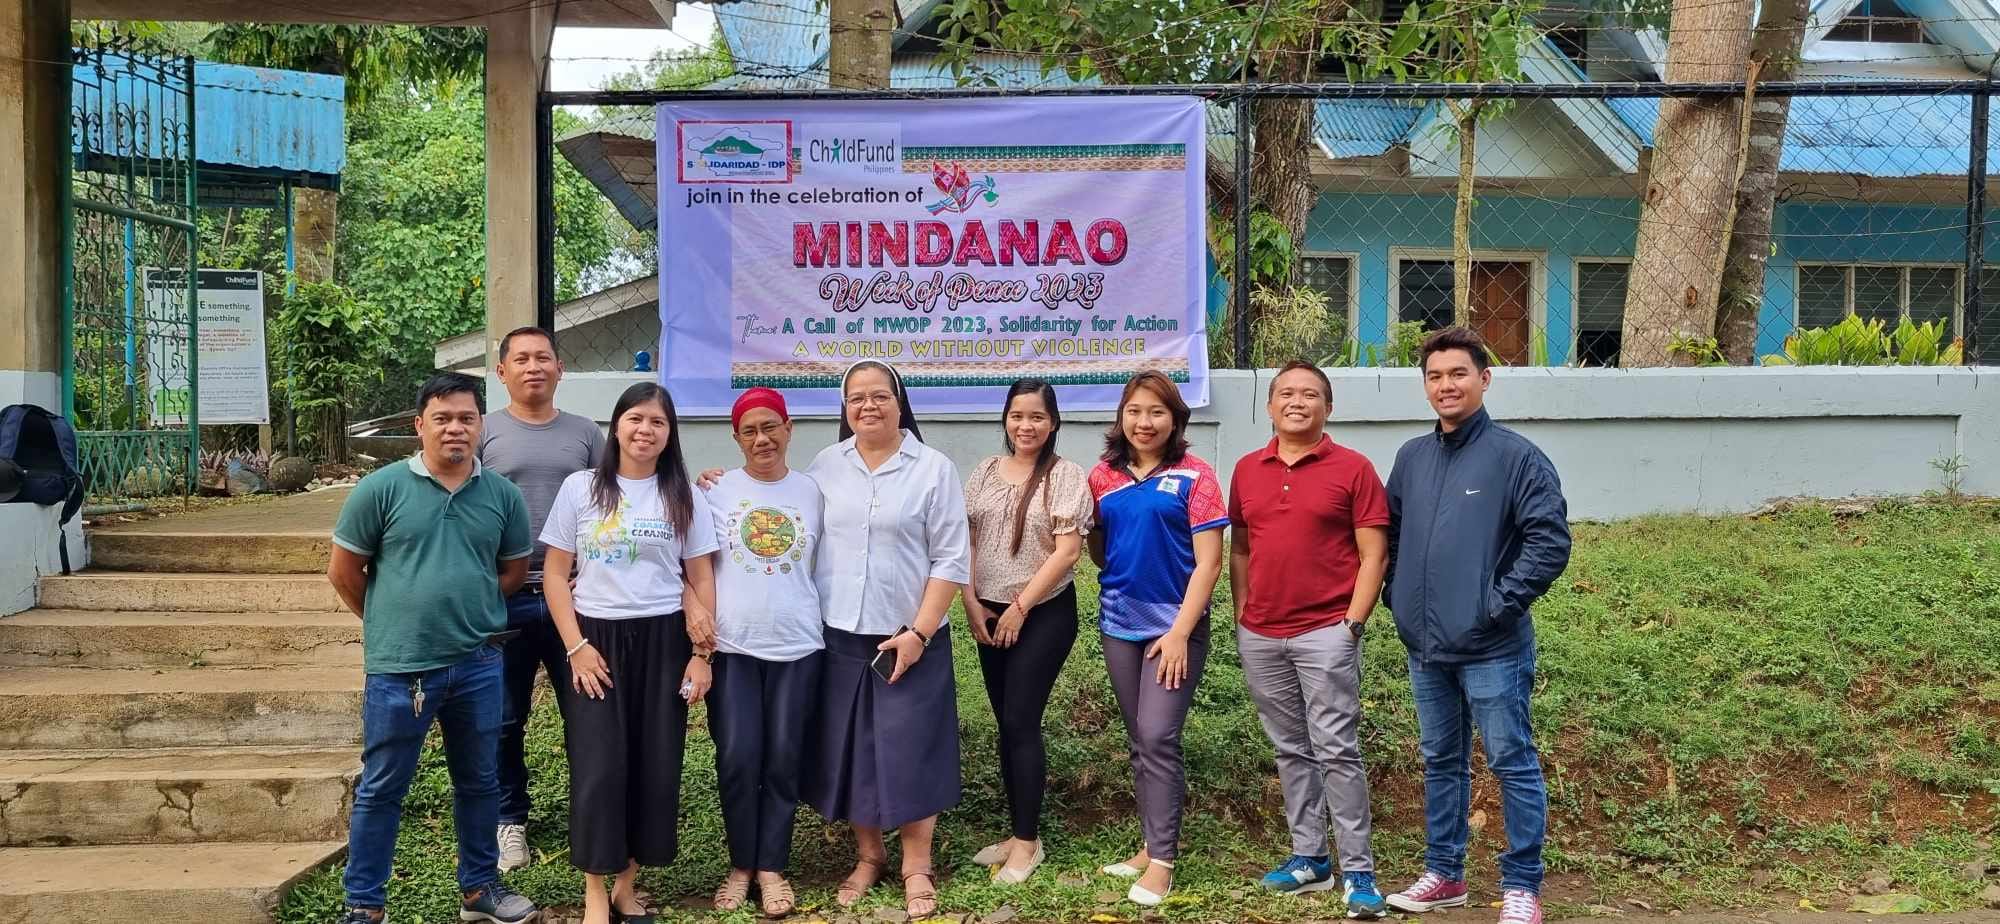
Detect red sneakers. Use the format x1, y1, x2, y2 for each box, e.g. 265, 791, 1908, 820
1498, 889, 1544, 924
1385, 871, 1470, 913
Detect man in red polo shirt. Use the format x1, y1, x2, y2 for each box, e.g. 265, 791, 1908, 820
1229, 359, 1390, 918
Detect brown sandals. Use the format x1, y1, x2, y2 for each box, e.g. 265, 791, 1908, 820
903, 870, 938, 920
757, 875, 797, 918
836, 857, 886, 908
711, 872, 751, 912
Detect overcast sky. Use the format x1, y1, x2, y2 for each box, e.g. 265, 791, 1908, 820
547, 3, 719, 91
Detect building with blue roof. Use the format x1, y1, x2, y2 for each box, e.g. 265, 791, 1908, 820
536, 0, 2000, 371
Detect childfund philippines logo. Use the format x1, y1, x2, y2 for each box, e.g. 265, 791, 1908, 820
678, 120, 793, 183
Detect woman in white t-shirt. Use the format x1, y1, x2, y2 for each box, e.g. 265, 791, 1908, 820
703, 387, 824, 918
541, 382, 719, 924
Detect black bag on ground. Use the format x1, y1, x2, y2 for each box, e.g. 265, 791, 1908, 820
0, 405, 87, 572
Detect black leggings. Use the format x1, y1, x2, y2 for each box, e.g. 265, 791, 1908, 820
975, 583, 1079, 841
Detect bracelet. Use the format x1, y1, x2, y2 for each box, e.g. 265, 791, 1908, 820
910, 624, 933, 648
565, 638, 590, 658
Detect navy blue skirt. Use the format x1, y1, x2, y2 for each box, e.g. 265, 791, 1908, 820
804, 624, 962, 829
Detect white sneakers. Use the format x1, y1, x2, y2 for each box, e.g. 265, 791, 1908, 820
496, 823, 531, 872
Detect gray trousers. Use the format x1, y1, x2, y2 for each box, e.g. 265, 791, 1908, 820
1237, 621, 1375, 871
1102, 620, 1209, 862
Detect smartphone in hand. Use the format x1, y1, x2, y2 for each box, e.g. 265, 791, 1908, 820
869, 626, 912, 683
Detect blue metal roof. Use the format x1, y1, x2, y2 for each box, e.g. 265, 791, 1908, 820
70, 53, 346, 183
1610, 93, 2000, 177
1314, 99, 1424, 158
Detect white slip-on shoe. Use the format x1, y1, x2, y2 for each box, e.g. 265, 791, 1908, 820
972, 840, 1011, 866
994, 842, 1044, 885
1102, 850, 1147, 878
1127, 860, 1174, 907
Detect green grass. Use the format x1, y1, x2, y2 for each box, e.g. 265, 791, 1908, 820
279, 501, 2000, 922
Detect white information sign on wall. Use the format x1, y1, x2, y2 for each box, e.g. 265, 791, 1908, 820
143, 269, 271, 425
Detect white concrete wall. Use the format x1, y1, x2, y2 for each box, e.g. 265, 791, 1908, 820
0, 504, 85, 615
518, 366, 2000, 522
0, 369, 61, 411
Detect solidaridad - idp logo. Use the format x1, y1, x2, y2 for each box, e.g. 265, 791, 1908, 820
680, 121, 793, 182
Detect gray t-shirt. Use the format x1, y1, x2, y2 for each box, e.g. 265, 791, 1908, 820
480, 407, 604, 577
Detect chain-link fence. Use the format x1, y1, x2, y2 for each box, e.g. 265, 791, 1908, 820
534, 81, 1999, 374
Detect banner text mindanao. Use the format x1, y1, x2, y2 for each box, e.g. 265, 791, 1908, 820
793, 218, 1130, 268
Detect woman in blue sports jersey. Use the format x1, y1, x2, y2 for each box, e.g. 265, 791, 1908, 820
1084, 369, 1228, 908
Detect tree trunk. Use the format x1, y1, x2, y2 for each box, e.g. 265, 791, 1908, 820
1249, 96, 1318, 288
1452, 102, 1479, 328
290, 187, 344, 460
1619, 0, 1756, 367
828, 0, 894, 89
1715, 0, 1807, 364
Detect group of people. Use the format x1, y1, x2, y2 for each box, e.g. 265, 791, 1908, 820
328, 324, 1572, 924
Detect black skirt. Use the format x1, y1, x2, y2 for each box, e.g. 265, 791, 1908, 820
804, 624, 962, 829
553, 611, 691, 874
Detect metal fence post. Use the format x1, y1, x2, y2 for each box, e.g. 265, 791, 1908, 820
1968, 84, 1991, 364
1233, 93, 1252, 368
536, 97, 557, 333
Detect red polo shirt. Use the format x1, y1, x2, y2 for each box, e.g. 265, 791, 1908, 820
1229, 435, 1390, 638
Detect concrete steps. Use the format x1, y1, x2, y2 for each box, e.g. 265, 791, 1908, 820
2, 501, 356, 920
37, 572, 345, 612
88, 531, 331, 574
0, 665, 363, 750
0, 746, 357, 846
0, 841, 348, 922
0, 609, 361, 669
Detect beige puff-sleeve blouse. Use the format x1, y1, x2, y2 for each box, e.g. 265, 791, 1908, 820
964, 455, 1092, 606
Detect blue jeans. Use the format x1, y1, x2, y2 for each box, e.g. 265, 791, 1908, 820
1408, 650, 1546, 894
344, 644, 505, 910
499, 589, 567, 825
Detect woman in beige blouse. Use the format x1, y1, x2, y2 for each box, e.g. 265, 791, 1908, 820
963, 378, 1092, 885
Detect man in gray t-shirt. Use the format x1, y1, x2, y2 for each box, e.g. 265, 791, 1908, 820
478, 326, 604, 871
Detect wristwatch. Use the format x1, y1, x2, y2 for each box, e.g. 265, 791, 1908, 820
910, 625, 934, 648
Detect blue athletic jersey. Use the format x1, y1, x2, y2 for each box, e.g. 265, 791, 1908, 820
1087, 455, 1229, 641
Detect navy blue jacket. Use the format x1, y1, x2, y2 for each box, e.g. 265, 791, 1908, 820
1384, 407, 1571, 665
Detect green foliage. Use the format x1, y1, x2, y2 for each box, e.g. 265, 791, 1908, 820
1383, 319, 1430, 367
599, 30, 736, 92
933, 0, 1293, 85
1207, 210, 1294, 293
272, 280, 389, 458
1668, 334, 1729, 366
1762, 316, 1965, 366
201, 24, 485, 104
1247, 285, 1345, 368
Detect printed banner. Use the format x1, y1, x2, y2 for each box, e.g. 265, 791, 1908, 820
143, 268, 271, 425
657, 97, 1209, 415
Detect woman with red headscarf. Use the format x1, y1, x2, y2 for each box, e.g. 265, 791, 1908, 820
702, 387, 825, 918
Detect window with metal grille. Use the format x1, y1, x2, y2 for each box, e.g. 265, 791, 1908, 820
1795, 263, 1961, 334
1397, 260, 1455, 331
1298, 253, 1353, 336
1824, 0, 1934, 43
1574, 260, 1627, 367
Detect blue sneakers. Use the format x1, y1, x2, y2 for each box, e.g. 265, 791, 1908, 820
1259, 854, 1337, 893
1343, 871, 1388, 919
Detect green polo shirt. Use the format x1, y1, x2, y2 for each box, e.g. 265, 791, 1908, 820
332, 454, 533, 674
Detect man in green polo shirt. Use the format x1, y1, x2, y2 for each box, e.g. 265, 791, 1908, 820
328, 372, 540, 924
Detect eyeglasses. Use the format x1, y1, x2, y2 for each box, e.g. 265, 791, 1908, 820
845, 391, 896, 408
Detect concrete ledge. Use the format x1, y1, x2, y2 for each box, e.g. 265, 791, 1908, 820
0, 841, 348, 923
87, 533, 333, 575
0, 666, 362, 750
0, 611, 361, 669
36, 573, 345, 613
531, 367, 2000, 520
0, 506, 85, 616
0, 747, 356, 847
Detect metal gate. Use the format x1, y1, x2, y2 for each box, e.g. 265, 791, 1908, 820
61, 40, 200, 500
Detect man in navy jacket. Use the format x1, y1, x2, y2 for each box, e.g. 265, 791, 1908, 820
1381, 327, 1570, 924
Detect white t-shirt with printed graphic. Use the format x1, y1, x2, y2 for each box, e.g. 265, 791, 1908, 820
706, 468, 825, 662
540, 471, 719, 620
